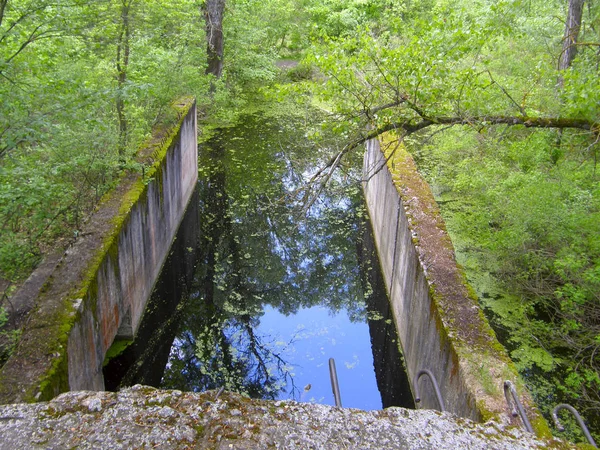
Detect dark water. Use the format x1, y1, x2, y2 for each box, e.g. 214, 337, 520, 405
103, 112, 413, 410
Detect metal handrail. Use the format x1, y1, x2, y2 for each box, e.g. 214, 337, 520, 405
503, 380, 533, 433
413, 369, 445, 412
329, 358, 342, 408
215, 386, 225, 400
552, 403, 597, 448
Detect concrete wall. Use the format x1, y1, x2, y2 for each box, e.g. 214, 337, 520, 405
362, 137, 547, 431
0, 100, 198, 403
67, 103, 198, 391
103, 188, 200, 390
360, 221, 414, 409
362, 138, 473, 417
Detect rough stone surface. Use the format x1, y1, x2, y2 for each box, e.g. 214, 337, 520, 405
0, 386, 572, 449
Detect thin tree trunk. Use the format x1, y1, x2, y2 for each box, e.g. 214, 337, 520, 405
116, 0, 132, 156
559, 0, 585, 73
0, 0, 8, 28
204, 0, 225, 81
557, 0, 585, 148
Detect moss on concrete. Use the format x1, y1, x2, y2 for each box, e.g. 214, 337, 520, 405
372, 132, 551, 437
35, 303, 76, 402
0, 98, 195, 404
103, 339, 133, 366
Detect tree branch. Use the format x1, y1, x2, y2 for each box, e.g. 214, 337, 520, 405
376, 115, 596, 138
0, 0, 8, 29
486, 69, 527, 117
0, 2, 65, 44
300, 113, 596, 209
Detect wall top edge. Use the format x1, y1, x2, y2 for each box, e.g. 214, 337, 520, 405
363, 135, 551, 437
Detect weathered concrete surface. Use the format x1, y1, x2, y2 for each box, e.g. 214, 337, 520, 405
67, 100, 199, 393
0, 99, 198, 403
360, 222, 415, 409
103, 188, 200, 390
0, 386, 572, 449
362, 138, 548, 434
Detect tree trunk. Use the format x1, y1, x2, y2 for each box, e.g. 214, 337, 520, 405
559, 0, 585, 71
116, 0, 132, 156
556, 0, 585, 147
0, 0, 8, 28
204, 0, 225, 79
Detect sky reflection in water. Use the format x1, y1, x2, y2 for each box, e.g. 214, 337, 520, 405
104, 111, 391, 410
258, 305, 381, 410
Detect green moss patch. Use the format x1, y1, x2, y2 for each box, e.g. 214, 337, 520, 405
0, 98, 195, 405
103, 339, 133, 366
374, 133, 551, 436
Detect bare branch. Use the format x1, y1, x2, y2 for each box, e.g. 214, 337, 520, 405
2, 25, 64, 68
486, 70, 527, 117
421, 125, 455, 146
362, 136, 403, 183
368, 100, 406, 116
377, 115, 597, 137
0, 70, 18, 84
327, 70, 369, 111
0, 2, 61, 44
368, 51, 400, 97
301, 113, 596, 209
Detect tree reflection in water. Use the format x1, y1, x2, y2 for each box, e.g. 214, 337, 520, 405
106, 112, 378, 403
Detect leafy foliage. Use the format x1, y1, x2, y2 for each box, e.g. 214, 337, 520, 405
0, 0, 208, 283
411, 123, 599, 441
2, 0, 599, 441
280, 0, 600, 442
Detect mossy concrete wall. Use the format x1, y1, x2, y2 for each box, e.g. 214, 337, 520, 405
362, 137, 550, 436
0, 99, 197, 403
67, 103, 198, 391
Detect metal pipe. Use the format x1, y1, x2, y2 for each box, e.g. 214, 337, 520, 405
413, 369, 445, 412
503, 380, 533, 433
552, 403, 597, 448
329, 358, 342, 408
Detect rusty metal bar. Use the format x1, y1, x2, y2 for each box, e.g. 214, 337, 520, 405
503, 380, 533, 433
413, 369, 445, 412
552, 403, 597, 447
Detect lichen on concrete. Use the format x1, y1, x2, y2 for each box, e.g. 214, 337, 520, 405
362, 134, 551, 436
0, 386, 575, 449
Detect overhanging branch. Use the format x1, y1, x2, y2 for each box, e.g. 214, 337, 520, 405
300, 113, 596, 210
370, 115, 596, 140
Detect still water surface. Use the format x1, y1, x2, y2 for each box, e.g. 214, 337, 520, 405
104, 112, 412, 410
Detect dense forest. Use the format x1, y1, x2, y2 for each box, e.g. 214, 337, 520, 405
0, 0, 598, 442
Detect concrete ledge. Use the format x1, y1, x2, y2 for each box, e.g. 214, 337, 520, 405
362, 136, 550, 437
0, 386, 569, 449
0, 99, 197, 403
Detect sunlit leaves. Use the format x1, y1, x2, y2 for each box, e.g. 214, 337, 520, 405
562, 60, 600, 121
0, 0, 208, 283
